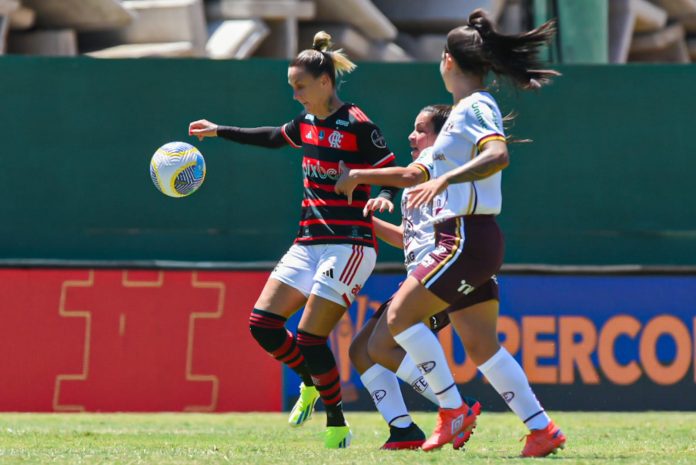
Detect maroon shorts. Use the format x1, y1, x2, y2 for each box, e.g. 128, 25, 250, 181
411, 215, 504, 306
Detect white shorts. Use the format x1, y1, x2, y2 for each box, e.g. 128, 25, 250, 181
270, 243, 377, 307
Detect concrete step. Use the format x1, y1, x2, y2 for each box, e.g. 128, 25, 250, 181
650, 0, 696, 17
314, 0, 397, 40
675, 13, 696, 33
397, 33, 447, 62
87, 41, 196, 58
10, 6, 36, 30
21, 0, 134, 31
206, 19, 269, 59
610, 0, 668, 63
372, 0, 505, 33
8, 28, 78, 55
115, 0, 208, 56
630, 23, 690, 62
206, 0, 314, 20
634, 0, 668, 32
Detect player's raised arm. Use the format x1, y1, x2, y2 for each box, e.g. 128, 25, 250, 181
188, 119, 294, 149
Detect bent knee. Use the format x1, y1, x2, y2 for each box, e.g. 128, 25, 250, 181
349, 338, 373, 374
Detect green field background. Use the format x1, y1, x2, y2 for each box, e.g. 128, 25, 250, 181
2, 58, 694, 265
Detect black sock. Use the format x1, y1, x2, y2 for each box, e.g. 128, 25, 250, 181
296, 330, 346, 427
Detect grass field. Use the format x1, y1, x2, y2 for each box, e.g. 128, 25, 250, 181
1, 412, 695, 465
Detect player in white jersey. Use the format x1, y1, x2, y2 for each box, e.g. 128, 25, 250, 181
348, 105, 471, 449
336, 10, 565, 457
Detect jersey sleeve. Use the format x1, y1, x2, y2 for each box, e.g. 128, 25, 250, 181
280, 113, 305, 149
356, 120, 396, 168
462, 99, 506, 152
408, 147, 435, 182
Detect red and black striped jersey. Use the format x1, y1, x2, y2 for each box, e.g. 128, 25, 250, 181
280, 103, 396, 248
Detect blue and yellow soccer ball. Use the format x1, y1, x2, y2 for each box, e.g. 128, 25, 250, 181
150, 142, 206, 197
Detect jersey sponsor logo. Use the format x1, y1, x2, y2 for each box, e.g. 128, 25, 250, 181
472, 101, 490, 129
372, 389, 387, 404
458, 280, 475, 295
336, 119, 349, 127
502, 391, 515, 403
328, 130, 343, 148
433, 152, 446, 161
350, 283, 362, 296
304, 114, 315, 121
370, 129, 386, 148
303, 159, 340, 181
417, 361, 436, 374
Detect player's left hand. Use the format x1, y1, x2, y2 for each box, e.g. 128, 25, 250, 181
406, 177, 448, 209
362, 197, 394, 217
335, 160, 358, 204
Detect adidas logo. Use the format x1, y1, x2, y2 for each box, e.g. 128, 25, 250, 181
322, 268, 334, 279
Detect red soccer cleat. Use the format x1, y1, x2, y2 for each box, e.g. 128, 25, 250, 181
452, 399, 482, 450
521, 421, 566, 457
422, 403, 477, 452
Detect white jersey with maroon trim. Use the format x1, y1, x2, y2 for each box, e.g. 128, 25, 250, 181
429, 91, 506, 221
402, 147, 436, 275
281, 103, 396, 248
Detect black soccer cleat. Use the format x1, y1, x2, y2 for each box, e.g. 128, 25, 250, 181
381, 422, 426, 450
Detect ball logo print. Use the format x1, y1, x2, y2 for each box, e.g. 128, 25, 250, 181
150, 142, 206, 197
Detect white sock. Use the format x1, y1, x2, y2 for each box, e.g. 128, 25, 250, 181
360, 364, 412, 428
395, 354, 439, 406
478, 347, 551, 430
393, 323, 462, 409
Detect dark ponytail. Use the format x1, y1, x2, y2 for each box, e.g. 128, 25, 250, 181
446, 9, 559, 89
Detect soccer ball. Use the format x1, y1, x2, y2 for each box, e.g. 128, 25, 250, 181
150, 141, 206, 197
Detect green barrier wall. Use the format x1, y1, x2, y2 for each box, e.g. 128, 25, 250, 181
1, 57, 695, 265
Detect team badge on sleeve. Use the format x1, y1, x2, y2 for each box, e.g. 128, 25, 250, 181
371, 129, 387, 148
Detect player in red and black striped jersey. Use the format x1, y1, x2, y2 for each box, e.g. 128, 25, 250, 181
283, 104, 396, 247
189, 31, 396, 449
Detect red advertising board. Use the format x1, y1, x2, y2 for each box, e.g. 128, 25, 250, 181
0, 269, 281, 412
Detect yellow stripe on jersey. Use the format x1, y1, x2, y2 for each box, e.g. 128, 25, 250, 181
409, 163, 430, 182
420, 217, 463, 286
476, 134, 506, 152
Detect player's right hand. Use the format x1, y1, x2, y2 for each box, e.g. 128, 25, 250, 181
188, 119, 219, 141
334, 160, 358, 205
